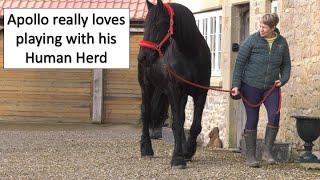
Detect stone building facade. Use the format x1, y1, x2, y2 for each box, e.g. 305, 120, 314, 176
174, 0, 320, 149
276, 0, 320, 149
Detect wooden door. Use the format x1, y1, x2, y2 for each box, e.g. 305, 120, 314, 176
236, 4, 250, 148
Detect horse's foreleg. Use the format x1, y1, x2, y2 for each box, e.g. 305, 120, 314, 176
169, 91, 188, 168
149, 90, 168, 139
185, 92, 207, 160
140, 87, 155, 157
139, 76, 155, 157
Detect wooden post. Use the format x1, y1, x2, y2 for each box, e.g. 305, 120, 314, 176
92, 69, 104, 124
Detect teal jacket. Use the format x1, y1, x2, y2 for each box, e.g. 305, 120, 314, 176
232, 29, 291, 90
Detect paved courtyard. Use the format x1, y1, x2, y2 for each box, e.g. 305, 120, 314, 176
0, 122, 319, 179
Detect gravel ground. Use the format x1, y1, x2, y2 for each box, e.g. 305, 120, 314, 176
0, 122, 319, 179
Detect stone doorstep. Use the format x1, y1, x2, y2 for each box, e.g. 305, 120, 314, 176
240, 138, 290, 163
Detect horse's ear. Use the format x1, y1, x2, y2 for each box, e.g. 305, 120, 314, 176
146, 0, 153, 10
157, 0, 164, 8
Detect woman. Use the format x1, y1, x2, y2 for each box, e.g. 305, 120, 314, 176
231, 13, 291, 167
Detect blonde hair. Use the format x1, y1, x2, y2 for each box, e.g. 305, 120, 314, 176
260, 13, 279, 28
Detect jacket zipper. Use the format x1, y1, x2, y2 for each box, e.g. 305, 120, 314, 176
264, 42, 271, 89
262, 32, 279, 89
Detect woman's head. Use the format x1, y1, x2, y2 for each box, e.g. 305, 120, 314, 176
259, 13, 279, 38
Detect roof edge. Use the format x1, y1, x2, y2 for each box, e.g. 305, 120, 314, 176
0, 16, 144, 32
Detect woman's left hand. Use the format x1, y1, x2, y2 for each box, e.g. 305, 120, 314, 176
275, 80, 282, 87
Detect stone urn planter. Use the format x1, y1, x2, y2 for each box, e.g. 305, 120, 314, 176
292, 116, 320, 163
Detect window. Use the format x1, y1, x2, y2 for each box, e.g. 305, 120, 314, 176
271, 0, 278, 13
194, 10, 222, 76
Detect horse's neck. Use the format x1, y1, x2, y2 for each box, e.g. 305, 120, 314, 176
169, 37, 201, 59
167, 40, 187, 61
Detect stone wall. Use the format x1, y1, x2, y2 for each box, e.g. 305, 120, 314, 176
270, 0, 320, 150
255, 0, 320, 150
184, 90, 228, 147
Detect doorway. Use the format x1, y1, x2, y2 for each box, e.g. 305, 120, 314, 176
235, 3, 250, 149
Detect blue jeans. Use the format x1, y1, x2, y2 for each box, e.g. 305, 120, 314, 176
241, 83, 280, 130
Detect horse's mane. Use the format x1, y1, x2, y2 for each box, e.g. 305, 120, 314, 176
169, 3, 205, 56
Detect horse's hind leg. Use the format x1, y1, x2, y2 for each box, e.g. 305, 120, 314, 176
185, 92, 207, 161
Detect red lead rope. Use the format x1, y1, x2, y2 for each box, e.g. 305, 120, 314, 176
239, 83, 281, 114
166, 65, 282, 114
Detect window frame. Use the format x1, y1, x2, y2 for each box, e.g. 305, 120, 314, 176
194, 10, 222, 77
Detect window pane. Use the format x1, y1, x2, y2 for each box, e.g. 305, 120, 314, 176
212, 35, 216, 51
218, 34, 221, 51
212, 53, 215, 71
205, 18, 208, 35
209, 35, 214, 51
219, 16, 222, 33
203, 18, 207, 35
218, 52, 221, 71
214, 17, 216, 35
210, 17, 214, 34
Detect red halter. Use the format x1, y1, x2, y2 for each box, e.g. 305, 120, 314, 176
139, 3, 174, 57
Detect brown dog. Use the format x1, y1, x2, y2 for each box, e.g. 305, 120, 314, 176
208, 127, 223, 148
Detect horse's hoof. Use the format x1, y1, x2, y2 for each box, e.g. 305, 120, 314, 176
141, 150, 154, 157
141, 155, 153, 160
171, 158, 187, 169
184, 153, 193, 162
171, 164, 187, 169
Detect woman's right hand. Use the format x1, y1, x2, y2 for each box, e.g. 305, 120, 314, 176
231, 87, 239, 96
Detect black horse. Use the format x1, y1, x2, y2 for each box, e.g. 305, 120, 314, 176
138, 0, 211, 168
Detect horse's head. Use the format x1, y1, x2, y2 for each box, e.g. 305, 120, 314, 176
138, 0, 171, 64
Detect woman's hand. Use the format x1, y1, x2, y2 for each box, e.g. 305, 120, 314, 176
274, 80, 282, 87
231, 87, 239, 96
